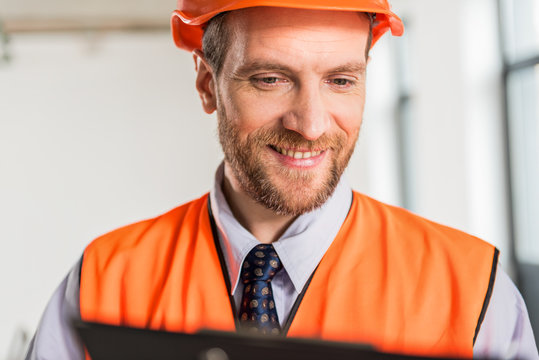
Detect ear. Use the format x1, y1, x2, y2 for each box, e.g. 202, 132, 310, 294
193, 49, 217, 114
192, 53, 199, 72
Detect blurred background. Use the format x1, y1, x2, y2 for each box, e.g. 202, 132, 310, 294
0, 0, 538, 358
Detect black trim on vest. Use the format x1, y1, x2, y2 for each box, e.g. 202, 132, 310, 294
281, 190, 355, 335
207, 197, 240, 330
207, 190, 355, 336
207, 196, 318, 335
282, 190, 355, 335
78, 254, 83, 289
473, 247, 499, 344
281, 268, 317, 335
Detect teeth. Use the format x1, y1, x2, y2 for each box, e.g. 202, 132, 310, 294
274, 146, 322, 159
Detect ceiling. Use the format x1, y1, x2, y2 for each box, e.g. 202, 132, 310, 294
0, 0, 176, 32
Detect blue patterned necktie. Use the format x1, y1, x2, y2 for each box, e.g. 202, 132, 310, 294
239, 244, 283, 335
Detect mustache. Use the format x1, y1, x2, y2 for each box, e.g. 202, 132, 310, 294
247, 128, 345, 151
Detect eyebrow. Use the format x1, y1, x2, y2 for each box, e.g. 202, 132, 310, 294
329, 62, 367, 74
232, 60, 367, 78
232, 61, 294, 78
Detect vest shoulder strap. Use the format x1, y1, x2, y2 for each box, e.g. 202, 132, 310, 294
80, 193, 236, 333
288, 192, 497, 357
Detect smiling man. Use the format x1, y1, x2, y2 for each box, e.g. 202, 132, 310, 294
203, 7, 369, 243
26, 1, 538, 359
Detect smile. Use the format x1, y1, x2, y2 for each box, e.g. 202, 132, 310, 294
272, 146, 323, 159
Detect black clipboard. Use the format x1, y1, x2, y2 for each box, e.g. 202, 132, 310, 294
74, 320, 470, 360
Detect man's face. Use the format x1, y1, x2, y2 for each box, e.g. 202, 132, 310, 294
202, 7, 370, 216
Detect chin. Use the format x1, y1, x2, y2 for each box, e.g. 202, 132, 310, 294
255, 177, 337, 216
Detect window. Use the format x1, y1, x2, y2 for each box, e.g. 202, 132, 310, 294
507, 66, 539, 262
499, 0, 539, 344
500, 0, 539, 263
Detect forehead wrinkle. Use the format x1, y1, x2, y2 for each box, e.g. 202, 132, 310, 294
232, 58, 366, 80
228, 7, 370, 38
236, 35, 367, 75
245, 36, 367, 59
224, 8, 370, 76
259, 34, 367, 45
252, 24, 367, 43
248, 28, 368, 58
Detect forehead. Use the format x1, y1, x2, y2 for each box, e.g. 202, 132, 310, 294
223, 7, 370, 71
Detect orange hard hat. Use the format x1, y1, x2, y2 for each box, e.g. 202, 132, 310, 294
171, 0, 404, 52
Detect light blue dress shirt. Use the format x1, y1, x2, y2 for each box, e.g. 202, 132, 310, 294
26, 164, 538, 359
210, 163, 352, 327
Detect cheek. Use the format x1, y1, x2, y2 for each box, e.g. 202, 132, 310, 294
224, 90, 289, 135
330, 96, 365, 137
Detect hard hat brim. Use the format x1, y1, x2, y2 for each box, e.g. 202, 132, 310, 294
171, 0, 404, 51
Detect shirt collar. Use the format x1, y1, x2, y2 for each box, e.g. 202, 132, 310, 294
209, 162, 352, 295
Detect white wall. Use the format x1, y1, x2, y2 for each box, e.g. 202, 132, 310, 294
0, 0, 511, 357
0, 32, 221, 358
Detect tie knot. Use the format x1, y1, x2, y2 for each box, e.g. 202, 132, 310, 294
241, 244, 282, 283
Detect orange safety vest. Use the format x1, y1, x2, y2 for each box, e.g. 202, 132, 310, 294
80, 192, 498, 358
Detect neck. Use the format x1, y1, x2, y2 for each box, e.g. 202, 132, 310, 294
222, 163, 297, 244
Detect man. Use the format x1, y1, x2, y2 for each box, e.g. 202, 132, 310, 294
27, 0, 538, 359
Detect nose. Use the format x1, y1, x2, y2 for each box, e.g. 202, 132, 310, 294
281, 84, 330, 141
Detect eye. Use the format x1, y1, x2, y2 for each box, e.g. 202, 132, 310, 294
250, 75, 289, 89
327, 78, 355, 88
261, 77, 279, 84
334, 78, 349, 86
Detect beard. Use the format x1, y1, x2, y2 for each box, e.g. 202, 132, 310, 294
217, 107, 358, 217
